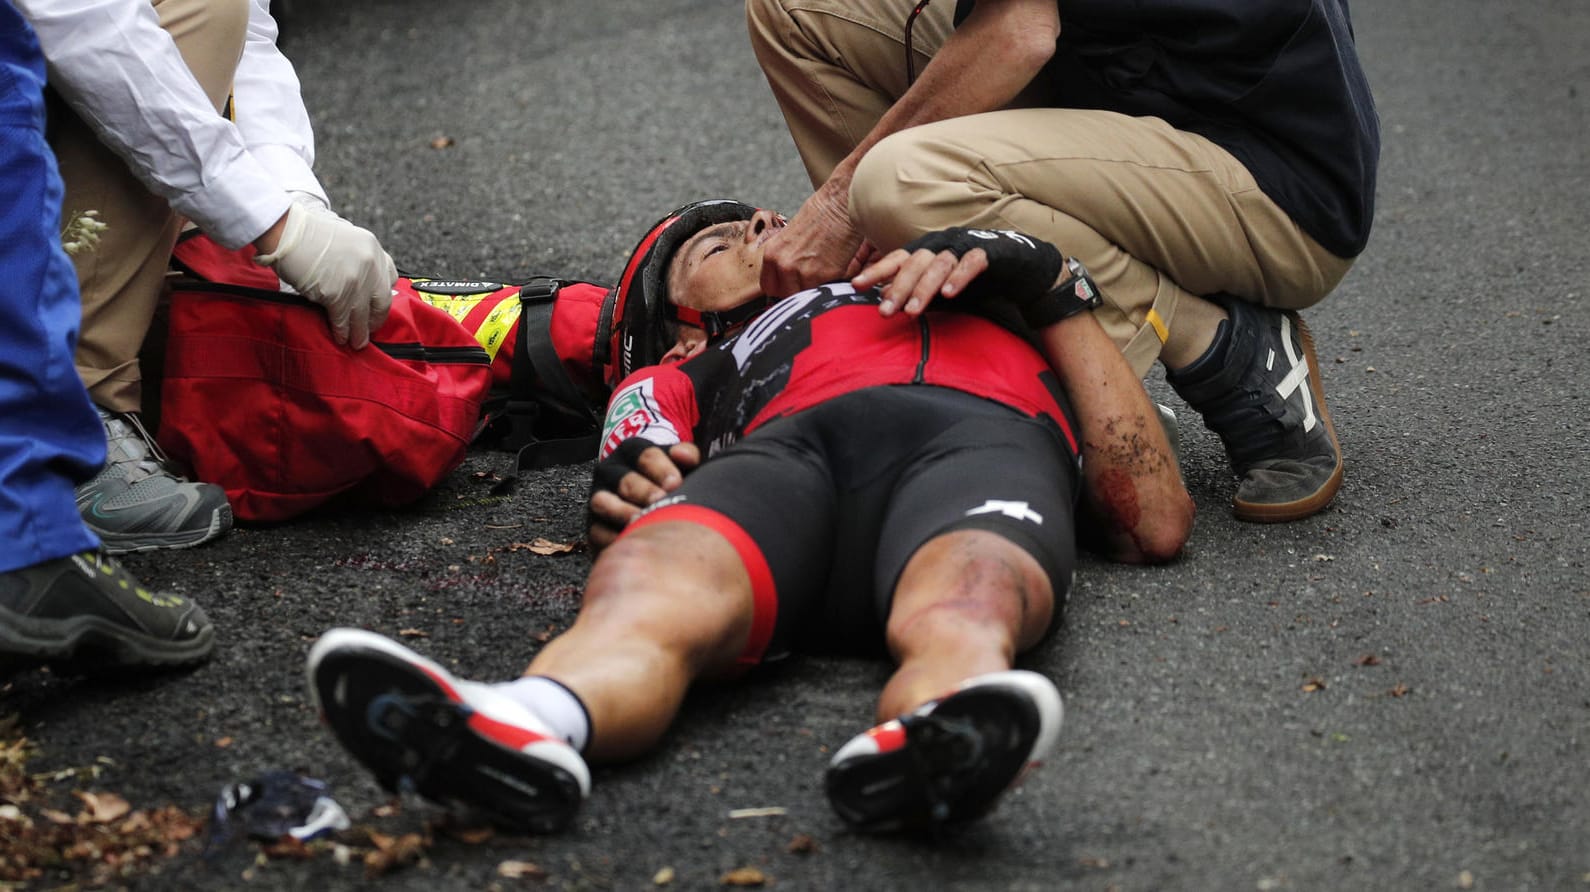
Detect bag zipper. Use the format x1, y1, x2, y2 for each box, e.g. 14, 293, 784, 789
174, 282, 492, 366
376, 343, 491, 365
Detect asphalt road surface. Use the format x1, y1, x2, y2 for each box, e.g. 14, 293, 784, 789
6, 1, 1588, 889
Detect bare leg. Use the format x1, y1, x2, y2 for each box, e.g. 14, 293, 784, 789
527, 521, 756, 763
826, 528, 1062, 831
876, 529, 1054, 721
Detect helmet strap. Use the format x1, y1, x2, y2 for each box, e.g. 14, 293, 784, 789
674, 296, 777, 338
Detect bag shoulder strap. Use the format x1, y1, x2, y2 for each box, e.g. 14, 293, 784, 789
500, 279, 603, 469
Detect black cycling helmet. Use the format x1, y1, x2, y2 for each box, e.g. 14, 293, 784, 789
594, 198, 771, 387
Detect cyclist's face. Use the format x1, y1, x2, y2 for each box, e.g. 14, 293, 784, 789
666, 209, 784, 314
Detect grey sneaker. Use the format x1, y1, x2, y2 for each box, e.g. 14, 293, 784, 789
75, 406, 232, 553
1167, 295, 1342, 523
0, 549, 214, 671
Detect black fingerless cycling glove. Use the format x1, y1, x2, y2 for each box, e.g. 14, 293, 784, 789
588, 437, 657, 535
902, 227, 1100, 328
592, 437, 657, 493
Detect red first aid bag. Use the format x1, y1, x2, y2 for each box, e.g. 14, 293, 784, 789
158, 233, 496, 522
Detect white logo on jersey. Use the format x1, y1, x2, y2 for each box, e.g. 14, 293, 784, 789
965, 500, 1043, 525
729, 289, 828, 367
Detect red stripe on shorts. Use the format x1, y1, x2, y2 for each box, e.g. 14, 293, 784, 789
624, 504, 777, 669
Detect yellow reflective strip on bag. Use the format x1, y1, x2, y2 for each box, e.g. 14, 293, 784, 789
474, 295, 523, 360
411, 288, 492, 324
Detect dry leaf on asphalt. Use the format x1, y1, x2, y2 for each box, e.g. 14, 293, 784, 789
262, 836, 315, 860
497, 859, 546, 879
363, 831, 428, 877
786, 833, 819, 854
720, 867, 767, 886
510, 538, 576, 555
74, 791, 130, 824
117, 810, 151, 833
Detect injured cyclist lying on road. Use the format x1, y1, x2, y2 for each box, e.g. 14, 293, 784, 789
305, 200, 1195, 835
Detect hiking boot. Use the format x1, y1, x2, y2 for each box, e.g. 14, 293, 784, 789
306, 628, 590, 834
825, 669, 1063, 833
0, 550, 214, 671
1166, 295, 1342, 523
75, 406, 232, 553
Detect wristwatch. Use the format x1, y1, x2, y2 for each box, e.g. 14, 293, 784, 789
1027, 256, 1103, 327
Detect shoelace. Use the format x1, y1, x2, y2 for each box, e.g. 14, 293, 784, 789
71, 548, 115, 577
100, 410, 172, 485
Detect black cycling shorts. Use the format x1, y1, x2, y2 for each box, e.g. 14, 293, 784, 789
622, 385, 1079, 663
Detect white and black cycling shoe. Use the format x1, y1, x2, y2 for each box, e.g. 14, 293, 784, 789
306, 628, 590, 834
825, 669, 1063, 833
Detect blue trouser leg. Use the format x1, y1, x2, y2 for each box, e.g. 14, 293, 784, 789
1, 10, 104, 573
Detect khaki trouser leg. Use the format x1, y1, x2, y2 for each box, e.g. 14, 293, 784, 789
53, 0, 248, 413
746, 0, 952, 187
852, 108, 1348, 372
849, 108, 1352, 375
748, 0, 1353, 376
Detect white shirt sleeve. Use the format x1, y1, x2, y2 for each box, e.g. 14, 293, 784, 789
232, 0, 328, 208
16, 0, 291, 249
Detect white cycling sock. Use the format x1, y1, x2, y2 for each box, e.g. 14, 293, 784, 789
497, 675, 592, 753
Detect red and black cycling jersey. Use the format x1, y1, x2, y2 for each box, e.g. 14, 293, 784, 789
599, 283, 1079, 460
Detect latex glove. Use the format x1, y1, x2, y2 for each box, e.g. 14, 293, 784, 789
255, 201, 396, 348
285, 189, 329, 212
